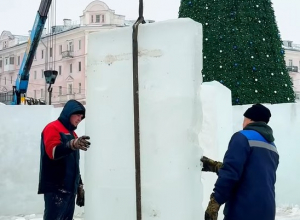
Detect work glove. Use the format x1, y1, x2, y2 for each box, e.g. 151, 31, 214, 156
69, 136, 91, 151
205, 193, 220, 220
76, 184, 85, 207
201, 156, 223, 175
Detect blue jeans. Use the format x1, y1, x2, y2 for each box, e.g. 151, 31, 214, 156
43, 192, 76, 220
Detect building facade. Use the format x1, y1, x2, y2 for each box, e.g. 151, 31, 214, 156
283, 40, 300, 100
0, 0, 127, 105
2, 0, 297, 105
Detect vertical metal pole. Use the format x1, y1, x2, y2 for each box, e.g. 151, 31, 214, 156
41, 39, 48, 104
48, 85, 52, 105
132, 22, 142, 220
132, 1, 145, 219
49, 88, 52, 105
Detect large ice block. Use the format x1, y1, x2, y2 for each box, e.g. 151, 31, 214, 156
199, 81, 233, 219
85, 18, 203, 220
0, 105, 52, 215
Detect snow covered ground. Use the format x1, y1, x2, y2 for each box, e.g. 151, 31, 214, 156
1, 207, 300, 220
276, 206, 300, 220
0, 213, 84, 220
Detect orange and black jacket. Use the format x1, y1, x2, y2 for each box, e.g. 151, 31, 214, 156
38, 100, 85, 195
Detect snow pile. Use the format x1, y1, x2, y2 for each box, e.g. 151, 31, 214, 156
0, 214, 83, 220
2, 208, 300, 220
276, 205, 300, 220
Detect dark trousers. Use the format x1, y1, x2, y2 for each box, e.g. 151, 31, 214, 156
43, 192, 76, 220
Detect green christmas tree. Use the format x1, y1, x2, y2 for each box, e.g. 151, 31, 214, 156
179, 0, 295, 105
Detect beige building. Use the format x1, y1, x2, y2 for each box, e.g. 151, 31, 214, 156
0, 1, 128, 105
283, 40, 300, 99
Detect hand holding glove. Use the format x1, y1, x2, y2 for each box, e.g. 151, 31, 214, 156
205, 193, 220, 220
76, 184, 85, 207
69, 136, 91, 151
201, 156, 223, 174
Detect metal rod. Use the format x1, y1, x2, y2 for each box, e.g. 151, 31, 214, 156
132, 0, 145, 219
48, 84, 52, 105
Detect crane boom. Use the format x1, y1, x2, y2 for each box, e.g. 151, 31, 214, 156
12, 0, 53, 105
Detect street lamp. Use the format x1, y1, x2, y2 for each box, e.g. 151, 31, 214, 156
44, 70, 58, 105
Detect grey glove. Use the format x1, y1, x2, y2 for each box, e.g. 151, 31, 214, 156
69, 136, 91, 151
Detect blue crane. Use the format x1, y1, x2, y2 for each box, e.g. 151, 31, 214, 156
12, 0, 53, 105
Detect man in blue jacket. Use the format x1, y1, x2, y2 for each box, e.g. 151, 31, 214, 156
201, 104, 279, 220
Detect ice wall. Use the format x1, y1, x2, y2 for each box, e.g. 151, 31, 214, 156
1, 93, 300, 217
0, 105, 51, 215
85, 18, 203, 220
199, 81, 233, 219
0, 105, 86, 216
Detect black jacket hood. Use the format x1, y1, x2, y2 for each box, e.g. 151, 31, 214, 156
244, 122, 275, 142
58, 100, 85, 131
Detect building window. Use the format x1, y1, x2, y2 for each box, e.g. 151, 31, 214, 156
11, 76, 12, 84
68, 42, 73, 52
59, 86, 62, 95
289, 59, 293, 66
102, 15, 105, 23
59, 65, 62, 75
50, 47, 53, 57
59, 45, 62, 54
9, 57, 14, 65
91, 15, 94, 23
34, 52, 37, 60
5, 58, 8, 65
41, 89, 44, 98
79, 83, 81, 94
34, 90, 36, 99
79, 40, 81, 50
288, 42, 292, 47
3, 41, 7, 48
42, 50, 44, 59
96, 15, 100, 23
78, 62, 81, 71
41, 69, 44, 78
0, 60, 2, 68
18, 56, 20, 65
68, 83, 73, 94
34, 71, 37, 79
70, 64, 72, 73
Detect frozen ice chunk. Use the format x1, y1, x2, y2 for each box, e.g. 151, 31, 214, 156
85, 18, 203, 220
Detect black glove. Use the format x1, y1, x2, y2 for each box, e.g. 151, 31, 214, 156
205, 193, 220, 220
69, 136, 91, 151
201, 156, 223, 174
76, 184, 85, 207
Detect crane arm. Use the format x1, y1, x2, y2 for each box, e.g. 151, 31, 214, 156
12, 0, 53, 105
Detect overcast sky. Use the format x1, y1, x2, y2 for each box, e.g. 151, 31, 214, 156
0, 0, 299, 43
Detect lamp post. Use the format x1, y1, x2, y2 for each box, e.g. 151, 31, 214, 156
44, 70, 58, 105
